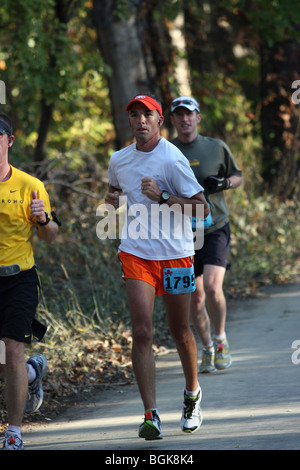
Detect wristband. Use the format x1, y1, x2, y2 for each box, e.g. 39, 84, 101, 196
37, 212, 51, 226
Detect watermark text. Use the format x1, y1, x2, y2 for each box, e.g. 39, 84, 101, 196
292, 80, 300, 105
291, 340, 300, 365
0, 340, 5, 364
0, 80, 6, 104
96, 197, 204, 250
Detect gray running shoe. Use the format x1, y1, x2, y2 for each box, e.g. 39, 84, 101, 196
199, 347, 216, 373
214, 337, 232, 370
3, 432, 24, 450
25, 353, 48, 413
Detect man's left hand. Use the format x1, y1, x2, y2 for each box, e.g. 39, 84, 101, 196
30, 190, 46, 223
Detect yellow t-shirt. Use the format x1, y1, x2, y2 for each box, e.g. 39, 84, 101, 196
0, 165, 52, 270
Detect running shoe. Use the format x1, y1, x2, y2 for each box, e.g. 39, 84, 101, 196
199, 346, 216, 373
3, 432, 24, 450
139, 409, 163, 440
214, 337, 232, 370
25, 353, 48, 413
180, 388, 203, 433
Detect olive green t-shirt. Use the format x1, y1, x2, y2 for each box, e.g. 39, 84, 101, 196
171, 134, 242, 234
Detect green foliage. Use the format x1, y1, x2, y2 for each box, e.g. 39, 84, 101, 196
47, 69, 115, 160
235, 0, 300, 46
160, 0, 185, 21
192, 72, 262, 194
0, 0, 110, 163
1, 0, 78, 102
114, 0, 132, 20
226, 190, 300, 296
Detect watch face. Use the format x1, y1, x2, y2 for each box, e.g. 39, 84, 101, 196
162, 191, 170, 201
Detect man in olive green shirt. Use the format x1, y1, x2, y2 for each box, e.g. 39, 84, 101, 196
171, 97, 243, 373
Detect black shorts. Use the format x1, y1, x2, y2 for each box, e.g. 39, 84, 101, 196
0, 267, 40, 344
194, 222, 231, 277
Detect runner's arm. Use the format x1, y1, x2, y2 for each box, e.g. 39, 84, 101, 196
141, 177, 209, 218
37, 221, 59, 244
105, 184, 124, 210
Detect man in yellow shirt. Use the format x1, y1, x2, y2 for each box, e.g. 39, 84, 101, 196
0, 113, 59, 450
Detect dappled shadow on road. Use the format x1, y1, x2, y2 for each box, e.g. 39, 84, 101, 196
24, 406, 300, 450
23, 283, 300, 450
24, 347, 300, 450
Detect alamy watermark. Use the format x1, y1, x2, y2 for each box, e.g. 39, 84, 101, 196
0, 80, 6, 104
0, 340, 5, 364
292, 80, 300, 105
291, 340, 300, 365
96, 196, 205, 250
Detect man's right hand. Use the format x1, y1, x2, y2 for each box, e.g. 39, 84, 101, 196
105, 191, 120, 210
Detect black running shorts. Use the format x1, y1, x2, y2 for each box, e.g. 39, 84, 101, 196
0, 267, 39, 344
194, 222, 231, 277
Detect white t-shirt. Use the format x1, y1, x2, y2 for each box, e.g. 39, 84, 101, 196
108, 137, 204, 260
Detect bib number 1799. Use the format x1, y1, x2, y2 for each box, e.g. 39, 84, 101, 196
163, 266, 196, 294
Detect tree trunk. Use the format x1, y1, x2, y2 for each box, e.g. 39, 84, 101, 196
34, 97, 54, 163
33, 0, 75, 162
91, 0, 174, 148
183, 0, 236, 87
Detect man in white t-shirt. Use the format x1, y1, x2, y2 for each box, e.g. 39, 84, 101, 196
105, 93, 209, 440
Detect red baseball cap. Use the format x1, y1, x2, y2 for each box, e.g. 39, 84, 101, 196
126, 94, 162, 115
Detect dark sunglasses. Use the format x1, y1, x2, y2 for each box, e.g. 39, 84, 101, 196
171, 99, 199, 112
173, 99, 195, 106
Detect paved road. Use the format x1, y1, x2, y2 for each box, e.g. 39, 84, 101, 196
22, 283, 300, 451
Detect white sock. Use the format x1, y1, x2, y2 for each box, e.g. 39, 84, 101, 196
7, 425, 21, 438
27, 363, 36, 384
213, 333, 226, 341
203, 342, 214, 349
185, 384, 200, 397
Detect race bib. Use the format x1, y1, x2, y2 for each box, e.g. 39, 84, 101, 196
163, 266, 196, 295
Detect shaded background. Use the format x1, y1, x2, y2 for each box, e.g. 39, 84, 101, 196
0, 0, 299, 424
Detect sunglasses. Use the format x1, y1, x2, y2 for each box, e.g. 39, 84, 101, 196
171, 99, 199, 111
173, 99, 195, 106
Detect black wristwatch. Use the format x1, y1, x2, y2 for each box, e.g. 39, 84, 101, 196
37, 212, 51, 226
159, 190, 170, 204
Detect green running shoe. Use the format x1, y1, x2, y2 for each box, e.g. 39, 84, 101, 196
139, 409, 163, 440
